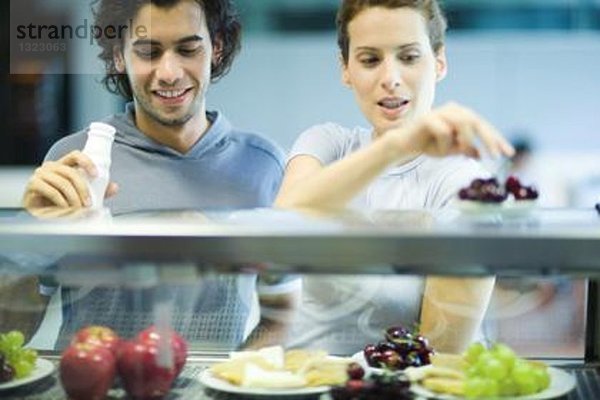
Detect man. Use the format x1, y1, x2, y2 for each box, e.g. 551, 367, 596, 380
21, 0, 296, 350
23, 0, 283, 213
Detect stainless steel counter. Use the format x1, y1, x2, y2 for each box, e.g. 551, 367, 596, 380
2, 207, 600, 398
1, 207, 599, 276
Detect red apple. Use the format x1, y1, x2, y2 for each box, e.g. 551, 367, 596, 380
72, 325, 121, 356
117, 340, 176, 400
137, 325, 187, 377
60, 342, 116, 400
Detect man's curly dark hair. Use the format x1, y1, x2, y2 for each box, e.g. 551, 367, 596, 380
92, 0, 241, 100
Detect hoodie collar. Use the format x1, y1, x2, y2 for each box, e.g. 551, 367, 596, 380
104, 102, 229, 159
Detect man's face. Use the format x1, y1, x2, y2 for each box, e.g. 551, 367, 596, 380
342, 7, 446, 135
117, 0, 217, 127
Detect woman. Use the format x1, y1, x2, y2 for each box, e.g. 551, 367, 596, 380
275, 0, 514, 352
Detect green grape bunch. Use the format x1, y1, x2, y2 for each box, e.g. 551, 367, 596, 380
463, 342, 551, 398
0, 330, 38, 383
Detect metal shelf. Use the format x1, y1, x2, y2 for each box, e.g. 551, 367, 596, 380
1, 208, 600, 276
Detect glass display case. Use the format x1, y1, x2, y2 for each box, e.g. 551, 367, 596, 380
0, 206, 599, 399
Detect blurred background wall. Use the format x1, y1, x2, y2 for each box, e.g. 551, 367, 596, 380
1, 0, 600, 207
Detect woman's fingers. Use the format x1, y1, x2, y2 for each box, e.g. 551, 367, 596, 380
435, 103, 514, 159
416, 106, 478, 157
470, 117, 513, 158
451, 118, 481, 158
415, 115, 453, 156
453, 127, 480, 158
478, 118, 515, 157
434, 122, 456, 156
437, 105, 493, 156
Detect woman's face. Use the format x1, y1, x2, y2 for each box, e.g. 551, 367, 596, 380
342, 6, 447, 135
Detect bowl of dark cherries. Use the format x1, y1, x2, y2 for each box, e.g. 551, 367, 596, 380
355, 326, 435, 372
457, 175, 539, 215
335, 325, 429, 400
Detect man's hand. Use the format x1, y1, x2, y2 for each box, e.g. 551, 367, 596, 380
22, 150, 118, 211
243, 275, 302, 350
393, 102, 515, 160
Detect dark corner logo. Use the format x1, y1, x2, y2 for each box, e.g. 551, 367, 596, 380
15, 19, 147, 45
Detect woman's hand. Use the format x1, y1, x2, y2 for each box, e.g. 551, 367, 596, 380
392, 102, 515, 160
276, 102, 514, 211
22, 150, 118, 211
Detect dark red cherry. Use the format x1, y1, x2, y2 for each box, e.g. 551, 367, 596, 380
470, 178, 486, 190
405, 352, 423, 367
419, 351, 433, 365
346, 379, 365, 392
347, 362, 365, 380
525, 186, 539, 200
514, 187, 530, 200
366, 350, 383, 367
385, 326, 409, 341
505, 175, 522, 193
486, 177, 500, 186
393, 341, 415, 353
363, 344, 377, 357
381, 350, 402, 369
376, 341, 397, 353
414, 335, 429, 349
0, 363, 15, 383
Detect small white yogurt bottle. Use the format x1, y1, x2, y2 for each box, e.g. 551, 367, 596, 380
82, 122, 116, 209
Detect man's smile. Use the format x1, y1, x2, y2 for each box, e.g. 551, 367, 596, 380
151, 87, 194, 105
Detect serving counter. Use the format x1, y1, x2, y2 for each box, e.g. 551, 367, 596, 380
1, 207, 600, 272
1, 206, 599, 399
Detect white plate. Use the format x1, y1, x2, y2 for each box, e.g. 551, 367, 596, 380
457, 199, 537, 217
0, 358, 55, 390
351, 350, 429, 374
410, 366, 575, 399
350, 351, 393, 374
351, 352, 576, 400
199, 369, 331, 396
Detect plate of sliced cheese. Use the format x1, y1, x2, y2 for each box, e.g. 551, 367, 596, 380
200, 345, 352, 396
